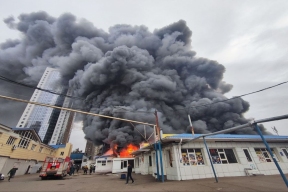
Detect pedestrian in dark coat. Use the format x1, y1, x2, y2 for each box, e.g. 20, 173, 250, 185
76, 165, 80, 173
7, 167, 17, 182
69, 164, 75, 176
125, 163, 134, 184
89, 164, 93, 175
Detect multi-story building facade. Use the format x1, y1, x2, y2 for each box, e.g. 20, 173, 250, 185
85, 140, 103, 160
0, 123, 72, 176
16, 67, 74, 145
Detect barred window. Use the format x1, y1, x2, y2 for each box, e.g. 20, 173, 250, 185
282, 148, 288, 159
209, 149, 238, 164
17, 131, 31, 149
6, 136, 17, 145
255, 148, 279, 162
181, 149, 205, 166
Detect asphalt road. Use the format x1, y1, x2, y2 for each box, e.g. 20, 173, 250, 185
0, 172, 288, 192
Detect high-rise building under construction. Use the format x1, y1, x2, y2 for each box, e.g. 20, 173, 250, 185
16, 67, 75, 145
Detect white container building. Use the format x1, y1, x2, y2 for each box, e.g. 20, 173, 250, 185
132, 134, 288, 180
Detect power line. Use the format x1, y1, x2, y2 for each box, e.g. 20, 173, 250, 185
0, 94, 156, 127
175, 80, 288, 112
0, 75, 85, 101
1, 74, 286, 115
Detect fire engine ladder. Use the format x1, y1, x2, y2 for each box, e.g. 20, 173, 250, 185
41, 162, 48, 172
57, 158, 64, 173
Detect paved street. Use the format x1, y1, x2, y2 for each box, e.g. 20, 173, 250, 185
1, 172, 288, 192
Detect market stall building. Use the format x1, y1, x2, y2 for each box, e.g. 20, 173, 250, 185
132, 134, 288, 181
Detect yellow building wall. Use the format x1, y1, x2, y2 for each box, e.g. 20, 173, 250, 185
0, 129, 72, 162
55, 143, 73, 158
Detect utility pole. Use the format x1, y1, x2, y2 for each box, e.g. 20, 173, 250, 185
154, 110, 164, 182
188, 115, 194, 136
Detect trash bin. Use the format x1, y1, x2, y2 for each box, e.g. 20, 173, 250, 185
120, 174, 126, 179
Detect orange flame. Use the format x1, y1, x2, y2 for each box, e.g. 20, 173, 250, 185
119, 144, 139, 158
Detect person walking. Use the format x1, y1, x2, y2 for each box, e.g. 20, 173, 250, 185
69, 164, 75, 176
92, 164, 95, 173
83, 165, 88, 175
89, 164, 93, 175
76, 165, 80, 173
125, 163, 134, 184
7, 167, 17, 182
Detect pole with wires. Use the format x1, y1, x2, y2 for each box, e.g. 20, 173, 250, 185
254, 123, 288, 188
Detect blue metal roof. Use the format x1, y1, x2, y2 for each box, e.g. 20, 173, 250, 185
50, 144, 66, 149
70, 153, 85, 160
164, 134, 288, 140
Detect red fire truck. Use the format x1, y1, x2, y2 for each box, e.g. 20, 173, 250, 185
39, 156, 71, 180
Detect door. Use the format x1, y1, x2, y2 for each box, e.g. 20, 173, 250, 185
243, 148, 257, 170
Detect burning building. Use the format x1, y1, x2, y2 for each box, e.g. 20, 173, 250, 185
95, 144, 139, 173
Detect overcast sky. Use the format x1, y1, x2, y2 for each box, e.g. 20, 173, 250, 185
0, 0, 288, 150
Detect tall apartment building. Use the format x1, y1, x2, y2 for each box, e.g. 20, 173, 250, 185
16, 67, 74, 145
85, 140, 103, 159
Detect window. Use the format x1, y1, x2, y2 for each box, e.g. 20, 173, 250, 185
17, 131, 32, 149
243, 149, 252, 162
39, 147, 43, 152
166, 150, 173, 167
6, 136, 16, 145
102, 161, 106, 166
209, 149, 238, 164
135, 158, 139, 168
60, 152, 64, 156
254, 148, 279, 162
282, 148, 288, 159
181, 149, 205, 166
149, 156, 152, 166
31, 144, 36, 151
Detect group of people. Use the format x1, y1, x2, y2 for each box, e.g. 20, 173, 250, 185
5, 163, 135, 184
82, 164, 95, 175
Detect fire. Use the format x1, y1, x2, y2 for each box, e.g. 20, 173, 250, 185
119, 144, 139, 158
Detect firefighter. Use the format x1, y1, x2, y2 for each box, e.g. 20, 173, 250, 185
83, 165, 88, 175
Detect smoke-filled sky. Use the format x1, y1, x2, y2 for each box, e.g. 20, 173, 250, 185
0, 0, 288, 149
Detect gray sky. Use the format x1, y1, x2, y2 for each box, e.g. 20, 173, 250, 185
0, 0, 288, 150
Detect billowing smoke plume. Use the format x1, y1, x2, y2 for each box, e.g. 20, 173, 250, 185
0, 12, 269, 148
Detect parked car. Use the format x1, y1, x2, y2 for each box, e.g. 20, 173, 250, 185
0, 173, 4, 180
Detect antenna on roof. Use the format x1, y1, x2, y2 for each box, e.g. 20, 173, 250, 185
272, 126, 279, 135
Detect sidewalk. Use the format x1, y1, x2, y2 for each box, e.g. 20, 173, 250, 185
1, 172, 287, 191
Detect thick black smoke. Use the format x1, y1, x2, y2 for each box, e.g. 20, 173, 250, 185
0, 12, 270, 148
